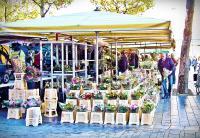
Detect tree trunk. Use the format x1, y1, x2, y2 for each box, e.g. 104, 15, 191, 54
177, 0, 195, 94
40, 0, 45, 17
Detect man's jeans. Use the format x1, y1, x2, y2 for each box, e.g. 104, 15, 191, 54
161, 75, 173, 98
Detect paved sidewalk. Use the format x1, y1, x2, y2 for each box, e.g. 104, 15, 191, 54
0, 96, 200, 138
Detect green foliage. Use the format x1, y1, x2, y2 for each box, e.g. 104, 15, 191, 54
105, 104, 116, 112
141, 101, 154, 113
106, 91, 118, 99
91, 0, 154, 15
117, 105, 128, 113
59, 102, 74, 111
70, 84, 80, 90
118, 92, 128, 100
93, 92, 103, 99
66, 92, 76, 99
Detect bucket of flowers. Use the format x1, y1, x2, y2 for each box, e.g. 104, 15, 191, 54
66, 92, 77, 106
131, 89, 145, 106
104, 104, 116, 124
129, 103, 140, 125
75, 105, 88, 123
90, 104, 104, 124
59, 102, 75, 123
141, 100, 155, 125
22, 97, 41, 109
118, 91, 128, 105
92, 92, 104, 111
116, 104, 129, 125
106, 91, 118, 106
79, 92, 93, 111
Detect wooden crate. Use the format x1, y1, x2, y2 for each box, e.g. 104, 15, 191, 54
75, 112, 88, 123
44, 89, 58, 100
79, 99, 91, 111
90, 112, 103, 124
66, 99, 77, 106
26, 107, 42, 126
116, 112, 127, 125
61, 111, 74, 123
7, 108, 22, 119
104, 112, 115, 124
129, 112, 140, 125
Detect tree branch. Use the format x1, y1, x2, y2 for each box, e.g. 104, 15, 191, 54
32, 0, 41, 8
43, 3, 52, 17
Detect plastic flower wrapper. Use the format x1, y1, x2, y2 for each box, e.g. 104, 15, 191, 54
2, 99, 23, 108
94, 104, 104, 112
105, 104, 116, 112
22, 97, 41, 109
80, 92, 93, 100
59, 102, 74, 111
92, 91, 103, 99
76, 105, 88, 112
129, 103, 139, 113
117, 104, 129, 113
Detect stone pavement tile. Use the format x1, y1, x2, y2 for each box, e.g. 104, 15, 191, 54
184, 126, 200, 131
185, 133, 196, 138
170, 126, 184, 130
156, 132, 164, 138
150, 132, 158, 138
189, 120, 199, 126
169, 129, 181, 135
179, 131, 185, 138
168, 134, 180, 138
195, 132, 200, 138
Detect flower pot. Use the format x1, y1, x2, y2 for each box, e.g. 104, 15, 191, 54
107, 99, 117, 106
27, 81, 36, 89
118, 100, 128, 106
79, 99, 91, 111
61, 111, 74, 123
90, 112, 103, 124
129, 112, 140, 125
130, 99, 141, 106
116, 112, 127, 125
104, 112, 115, 124
92, 99, 104, 111
66, 99, 77, 106
75, 112, 88, 123
141, 111, 154, 125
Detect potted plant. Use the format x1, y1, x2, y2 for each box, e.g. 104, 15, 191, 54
131, 90, 144, 106
75, 105, 88, 123
25, 66, 41, 89
116, 104, 129, 125
92, 92, 104, 111
79, 92, 92, 111
90, 104, 104, 124
141, 101, 155, 125
118, 91, 128, 105
104, 104, 116, 124
59, 102, 75, 123
98, 83, 108, 93
70, 84, 81, 95
66, 92, 77, 106
53, 64, 61, 73
64, 65, 72, 72
3, 99, 23, 119
111, 81, 121, 91
129, 103, 140, 125
106, 91, 118, 106
22, 98, 41, 109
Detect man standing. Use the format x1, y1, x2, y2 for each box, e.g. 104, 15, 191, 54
158, 53, 175, 99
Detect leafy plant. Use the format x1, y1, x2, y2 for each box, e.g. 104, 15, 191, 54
117, 105, 129, 113
76, 105, 87, 112
105, 104, 116, 112
66, 92, 76, 99
70, 84, 80, 90
111, 81, 121, 90
53, 64, 61, 71
131, 91, 142, 100
93, 92, 103, 99
129, 103, 139, 113
22, 98, 41, 109
59, 102, 74, 111
94, 104, 104, 112
106, 91, 118, 100
141, 101, 155, 113
80, 93, 93, 100
103, 77, 112, 83
64, 65, 72, 71
118, 92, 128, 100
98, 83, 107, 90
2, 100, 23, 108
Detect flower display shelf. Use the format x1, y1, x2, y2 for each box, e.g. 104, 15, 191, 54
75, 112, 89, 124
26, 107, 42, 127
129, 112, 140, 125
90, 112, 103, 124
44, 89, 58, 100
107, 100, 117, 106
7, 108, 22, 119
61, 111, 74, 123
92, 100, 104, 111
118, 100, 128, 106
104, 112, 115, 125
66, 99, 77, 106
44, 99, 58, 117
116, 112, 128, 125
83, 90, 93, 94
79, 100, 91, 111
141, 110, 155, 125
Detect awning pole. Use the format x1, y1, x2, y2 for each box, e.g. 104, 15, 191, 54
50, 43, 53, 88
115, 40, 118, 77
95, 31, 99, 84
56, 45, 59, 65
85, 43, 88, 81
61, 42, 64, 92
66, 44, 68, 65
40, 41, 43, 90
72, 40, 75, 78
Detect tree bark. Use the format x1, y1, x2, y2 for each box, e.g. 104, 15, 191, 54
177, 0, 195, 94
40, 0, 45, 17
